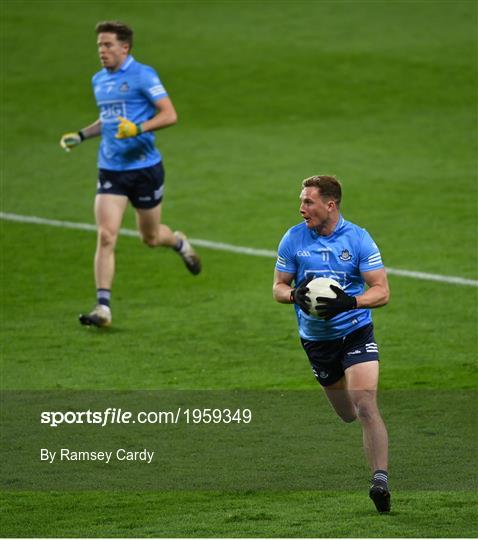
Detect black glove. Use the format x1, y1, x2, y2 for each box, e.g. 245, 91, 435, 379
315, 285, 357, 321
290, 275, 314, 315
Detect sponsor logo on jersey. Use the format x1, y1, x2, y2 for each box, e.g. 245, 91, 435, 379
119, 82, 129, 93
105, 82, 115, 94
339, 249, 352, 261
98, 100, 126, 123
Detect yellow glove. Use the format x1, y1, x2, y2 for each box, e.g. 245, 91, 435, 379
60, 131, 84, 152
115, 116, 143, 139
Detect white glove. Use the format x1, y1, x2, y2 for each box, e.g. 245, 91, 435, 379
60, 132, 84, 152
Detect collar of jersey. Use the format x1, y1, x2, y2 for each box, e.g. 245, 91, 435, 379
119, 55, 134, 72
309, 214, 345, 239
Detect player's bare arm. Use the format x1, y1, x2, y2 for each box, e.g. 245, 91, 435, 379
80, 119, 102, 139
356, 268, 390, 309
140, 97, 177, 132
272, 269, 295, 303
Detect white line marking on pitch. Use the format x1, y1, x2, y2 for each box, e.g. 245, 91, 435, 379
1, 211, 477, 287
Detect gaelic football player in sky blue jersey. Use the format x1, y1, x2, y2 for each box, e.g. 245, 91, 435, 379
273, 175, 391, 513
60, 21, 201, 327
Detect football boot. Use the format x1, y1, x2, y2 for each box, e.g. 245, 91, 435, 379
369, 483, 391, 513
174, 231, 201, 275
79, 305, 112, 328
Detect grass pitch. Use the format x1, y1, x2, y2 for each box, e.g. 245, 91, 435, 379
1, 0, 477, 537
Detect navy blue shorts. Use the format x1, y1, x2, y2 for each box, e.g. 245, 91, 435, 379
97, 161, 165, 209
301, 323, 379, 387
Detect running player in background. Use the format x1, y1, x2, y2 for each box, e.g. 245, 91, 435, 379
273, 175, 391, 513
60, 21, 201, 328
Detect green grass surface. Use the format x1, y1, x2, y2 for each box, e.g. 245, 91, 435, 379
2, 223, 477, 391
1, 0, 477, 537
1, 491, 477, 538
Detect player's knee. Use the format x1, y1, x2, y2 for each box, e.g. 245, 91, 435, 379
355, 401, 378, 422
97, 228, 117, 249
140, 232, 160, 247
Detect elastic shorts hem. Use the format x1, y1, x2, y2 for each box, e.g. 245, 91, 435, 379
343, 355, 379, 371
132, 198, 162, 210
96, 188, 162, 209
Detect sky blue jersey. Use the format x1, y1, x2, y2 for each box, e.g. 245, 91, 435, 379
92, 56, 168, 171
275, 216, 384, 341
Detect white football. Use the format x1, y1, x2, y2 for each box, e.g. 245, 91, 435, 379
306, 277, 342, 318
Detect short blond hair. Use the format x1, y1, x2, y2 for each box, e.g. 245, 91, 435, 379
302, 175, 342, 206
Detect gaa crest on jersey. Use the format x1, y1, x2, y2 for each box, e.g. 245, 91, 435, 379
119, 82, 129, 93
339, 249, 352, 261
